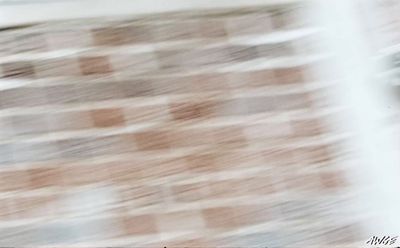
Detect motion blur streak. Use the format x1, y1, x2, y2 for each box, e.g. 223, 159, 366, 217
0, 0, 397, 247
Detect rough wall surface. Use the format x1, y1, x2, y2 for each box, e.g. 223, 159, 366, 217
0, 4, 363, 247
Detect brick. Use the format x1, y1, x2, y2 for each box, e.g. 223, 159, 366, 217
34, 58, 81, 78
215, 151, 265, 170
170, 101, 216, 121
151, 76, 194, 95
274, 67, 306, 84
141, 157, 187, 180
121, 215, 158, 235
246, 96, 275, 113
212, 126, 247, 148
290, 118, 325, 137
110, 53, 158, 75
226, 45, 259, 62
163, 238, 215, 247
92, 27, 134, 46
282, 172, 322, 192
119, 185, 164, 208
244, 123, 291, 140
79, 56, 112, 75
262, 148, 295, 166
228, 70, 274, 88
134, 131, 171, 150
323, 224, 361, 244
215, 96, 274, 116
225, 13, 272, 36
241, 177, 276, 195
28, 167, 62, 189
256, 42, 294, 58
319, 171, 347, 189
218, 232, 282, 247
12, 142, 59, 163
270, 8, 304, 30
168, 128, 214, 148
76, 83, 125, 102
11, 114, 49, 135
156, 210, 205, 231
216, 98, 250, 116
198, 19, 227, 38
12, 33, 47, 54
11, 195, 54, 218
0, 117, 14, 140
45, 85, 80, 104
0, 143, 13, 165
0, 87, 48, 108
171, 182, 209, 202
124, 105, 170, 124
184, 153, 218, 173
108, 162, 144, 185
158, 48, 229, 68
122, 25, 153, 43
61, 164, 108, 186
0, 198, 14, 220
202, 207, 238, 229
0, 170, 29, 191
48, 111, 92, 132
56, 138, 95, 159
2, 62, 35, 78
151, 22, 199, 42
293, 145, 333, 164
274, 93, 312, 110
86, 135, 135, 156
90, 108, 125, 127
46, 30, 91, 50
207, 179, 244, 199
233, 204, 271, 226
118, 80, 154, 98
92, 25, 151, 46
192, 74, 230, 92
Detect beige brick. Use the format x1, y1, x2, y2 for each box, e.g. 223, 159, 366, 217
119, 185, 164, 208
156, 210, 205, 231
34, 58, 81, 78
121, 215, 158, 235
168, 128, 214, 148
184, 153, 218, 173
274, 67, 306, 84
233, 204, 271, 226
171, 182, 210, 202
79, 56, 112, 75
108, 162, 144, 185
61, 164, 109, 186
90, 108, 125, 128
290, 118, 325, 137
48, 111, 93, 132
170, 101, 216, 121
28, 167, 62, 189
124, 105, 170, 124
202, 207, 238, 229
0, 170, 29, 192
134, 131, 171, 150
319, 171, 347, 189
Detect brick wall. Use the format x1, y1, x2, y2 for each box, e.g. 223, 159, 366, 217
0, 4, 363, 247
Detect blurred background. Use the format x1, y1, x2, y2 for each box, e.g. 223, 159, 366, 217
0, 0, 398, 247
